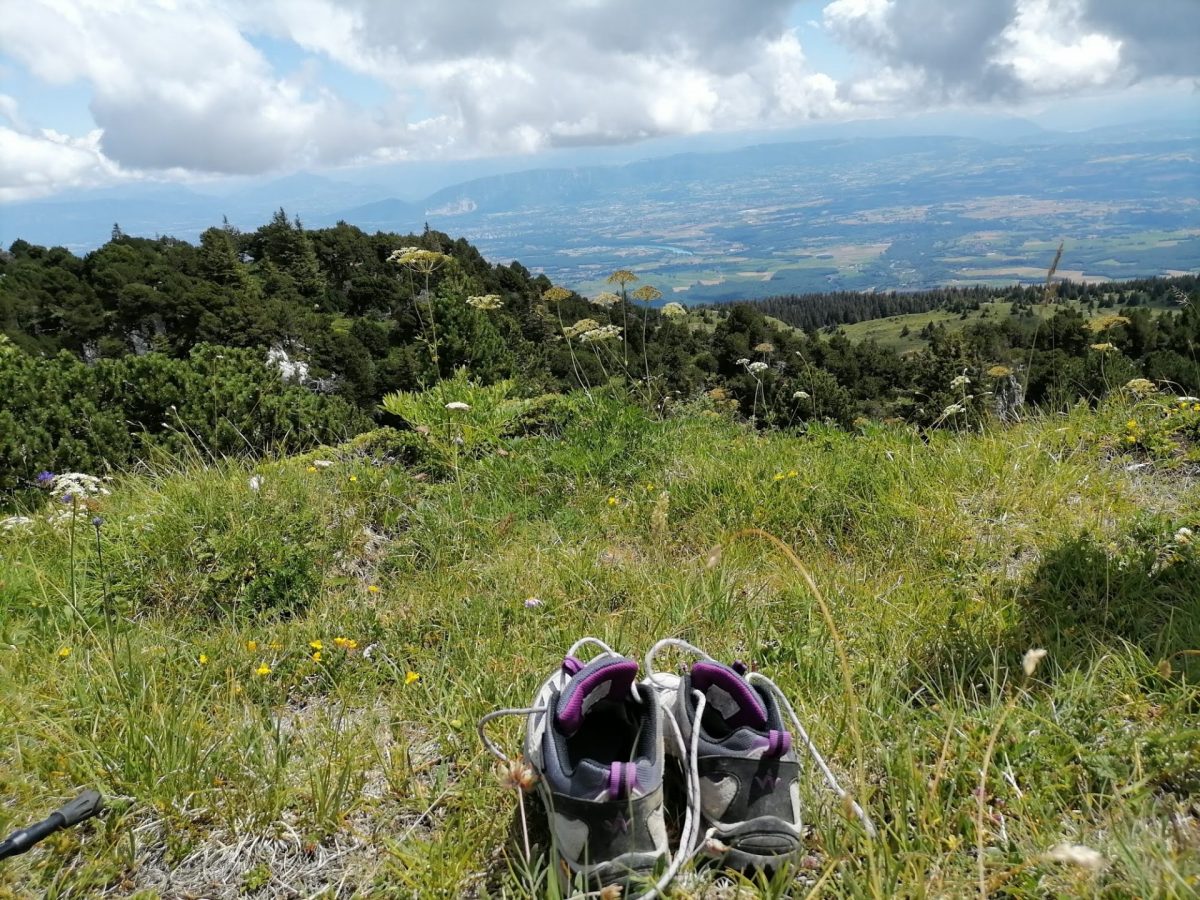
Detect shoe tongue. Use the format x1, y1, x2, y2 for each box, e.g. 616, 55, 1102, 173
555, 656, 639, 737
691, 660, 769, 730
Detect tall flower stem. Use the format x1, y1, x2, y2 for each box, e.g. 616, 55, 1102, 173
632, 284, 662, 411
606, 270, 638, 367
93, 520, 116, 660
544, 286, 591, 398
67, 498, 78, 608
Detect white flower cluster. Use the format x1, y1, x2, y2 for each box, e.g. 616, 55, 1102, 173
387, 247, 449, 268
660, 302, 687, 319
466, 294, 503, 310
950, 374, 971, 389
578, 324, 622, 343
589, 292, 621, 308
50, 472, 110, 501
747, 361, 769, 374
1123, 378, 1157, 396
792, 390, 810, 400
267, 345, 310, 383
1, 515, 33, 532
564, 318, 601, 339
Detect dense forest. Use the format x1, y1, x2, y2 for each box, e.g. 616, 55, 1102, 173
2, 211, 1198, 500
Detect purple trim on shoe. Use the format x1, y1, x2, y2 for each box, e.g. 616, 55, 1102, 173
607, 761, 641, 799
555, 658, 638, 736
562, 655, 584, 676
760, 729, 792, 757
608, 762, 624, 799
691, 660, 768, 728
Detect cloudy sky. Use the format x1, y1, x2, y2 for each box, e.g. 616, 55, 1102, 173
1, 0, 1197, 201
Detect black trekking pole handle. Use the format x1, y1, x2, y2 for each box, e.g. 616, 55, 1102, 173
0, 791, 104, 861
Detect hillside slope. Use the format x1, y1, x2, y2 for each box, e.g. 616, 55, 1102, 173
0, 391, 1197, 897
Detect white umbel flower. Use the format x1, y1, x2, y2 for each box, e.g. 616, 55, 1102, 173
50, 473, 110, 500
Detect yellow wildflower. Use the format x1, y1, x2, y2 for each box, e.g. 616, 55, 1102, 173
311, 651, 322, 662
349, 475, 358, 483
309, 639, 323, 651
787, 470, 797, 478
255, 663, 271, 676
1126, 420, 1138, 429
268, 641, 283, 651
607, 496, 618, 506
306, 465, 317, 473
367, 584, 381, 594
405, 671, 420, 685
199, 654, 209, 665
246, 640, 258, 652
57, 647, 71, 659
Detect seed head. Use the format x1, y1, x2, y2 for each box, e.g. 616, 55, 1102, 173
1022, 648, 1048, 677
498, 758, 539, 793
1041, 843, 1105, 871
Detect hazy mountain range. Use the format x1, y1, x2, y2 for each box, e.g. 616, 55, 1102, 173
2, 116, 1197, 299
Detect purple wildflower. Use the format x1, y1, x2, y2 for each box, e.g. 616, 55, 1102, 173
91, 516, 104, 528
60, 493, 74, 505
37, 471, 55, 486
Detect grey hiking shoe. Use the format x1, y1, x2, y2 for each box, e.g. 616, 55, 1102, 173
481, 638, 690, 895
644, 639, 876, 874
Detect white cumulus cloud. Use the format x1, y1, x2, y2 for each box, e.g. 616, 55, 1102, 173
0, 0, 1196, 201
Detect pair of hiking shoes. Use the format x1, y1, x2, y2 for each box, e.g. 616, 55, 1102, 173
479, 638, 875, 898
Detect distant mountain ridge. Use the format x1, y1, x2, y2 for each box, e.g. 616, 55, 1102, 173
2, 117, 1196, 299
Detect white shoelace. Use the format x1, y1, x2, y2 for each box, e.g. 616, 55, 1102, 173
477, 636, 706, 900
643, 638, 877, 839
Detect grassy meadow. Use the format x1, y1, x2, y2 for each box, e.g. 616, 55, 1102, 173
0, 389, 1198, 898
839, 298, 1177, 354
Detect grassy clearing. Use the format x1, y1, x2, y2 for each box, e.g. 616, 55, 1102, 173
1, 391, 1198, 898
840, 299, 1177, 353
